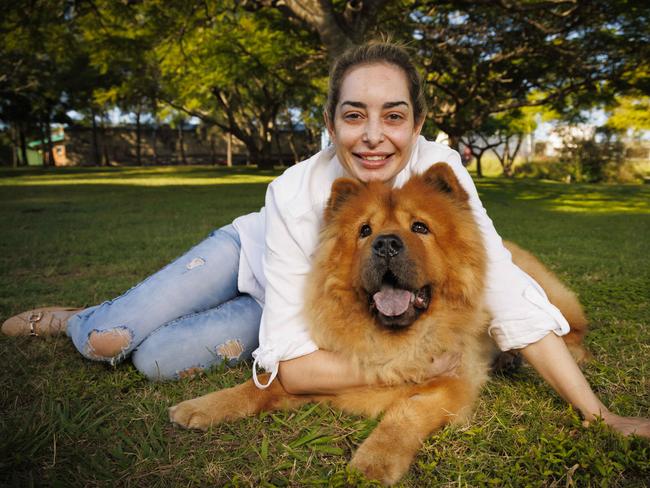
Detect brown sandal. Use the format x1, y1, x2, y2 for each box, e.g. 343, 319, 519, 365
1, 307, 81, 337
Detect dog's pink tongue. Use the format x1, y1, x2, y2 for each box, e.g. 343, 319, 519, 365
373, 285, 412, 316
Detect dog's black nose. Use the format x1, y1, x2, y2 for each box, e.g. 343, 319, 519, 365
372, 234, 403, 258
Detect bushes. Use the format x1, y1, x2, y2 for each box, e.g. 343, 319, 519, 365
515, 128, 647, 183
514, 157, 645, 184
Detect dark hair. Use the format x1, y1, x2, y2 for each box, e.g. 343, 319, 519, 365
326, 40, 427, 125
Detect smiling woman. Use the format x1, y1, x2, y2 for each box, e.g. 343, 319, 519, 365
325, 63, 424, 183
3, 41, 649, 451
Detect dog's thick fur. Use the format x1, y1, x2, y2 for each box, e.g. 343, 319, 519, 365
169, 163, 589, 485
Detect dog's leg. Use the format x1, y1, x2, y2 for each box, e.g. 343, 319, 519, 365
169, 375, 311, 430
349, 377, 475, 486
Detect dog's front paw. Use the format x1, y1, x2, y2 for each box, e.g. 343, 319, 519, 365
349, 439, 412, 486
169, 398, 216, 430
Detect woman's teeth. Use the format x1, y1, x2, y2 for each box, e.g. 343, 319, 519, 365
363, 155, 387, 161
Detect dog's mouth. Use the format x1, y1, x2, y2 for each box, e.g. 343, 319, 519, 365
368, 272, 431, 330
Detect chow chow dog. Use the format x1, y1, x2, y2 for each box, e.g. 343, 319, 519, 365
169, 163, 588, 485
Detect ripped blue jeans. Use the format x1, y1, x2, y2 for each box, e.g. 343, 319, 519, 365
66, 224, 262, 381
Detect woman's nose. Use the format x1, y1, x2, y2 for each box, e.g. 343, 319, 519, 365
362, 118, 384, 146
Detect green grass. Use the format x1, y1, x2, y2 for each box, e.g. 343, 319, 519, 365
1, 166, 649, 487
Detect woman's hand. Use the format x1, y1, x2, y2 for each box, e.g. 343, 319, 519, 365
521, 332, 650, 439
423, 351, 462, 379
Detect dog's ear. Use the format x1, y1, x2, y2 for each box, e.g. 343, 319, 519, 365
326, 178, 363, 221
422, 163, 469, 202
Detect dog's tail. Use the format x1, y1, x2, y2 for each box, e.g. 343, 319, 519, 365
504, 241, 591, 363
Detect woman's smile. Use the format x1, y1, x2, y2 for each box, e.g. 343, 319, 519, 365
355, 152, 394, 168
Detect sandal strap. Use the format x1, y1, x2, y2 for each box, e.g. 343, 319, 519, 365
27, 311, 44, 336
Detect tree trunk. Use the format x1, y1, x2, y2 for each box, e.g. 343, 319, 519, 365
286, 118, 299, 164
287, 131, 299, 165
11, 126, 19, 168
500, 134, 523, 178
284, 0, 389, 58
247, 142, 274, 170
45, 115, 55, 166
475, 155, 483, 178
257, 155, 275, 170
258, 126, 275, 169
19, 125, 28, 167
226, 132, 232, 167
135, 109, 142, 166
447, 134, 461, 151
39, 121, 47, 166
209, 132, 217, 165
177, 122, 187, 164
101, 114, 110, 166
91, 108, 101, 166
152, 100, 159, 165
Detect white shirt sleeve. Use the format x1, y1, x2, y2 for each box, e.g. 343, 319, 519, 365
441, 154, 570, 351
251, 180, 319, 388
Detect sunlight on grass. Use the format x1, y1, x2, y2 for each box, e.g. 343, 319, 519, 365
549, 201, 650, 213
0, 172, 277, 187
518, 192, 650, 213
478, 178, 650, 214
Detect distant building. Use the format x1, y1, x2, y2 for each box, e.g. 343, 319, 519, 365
26, 127, 69, 166
24, 124, 315, 166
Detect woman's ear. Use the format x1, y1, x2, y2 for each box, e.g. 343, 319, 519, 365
413, 116, 425, 138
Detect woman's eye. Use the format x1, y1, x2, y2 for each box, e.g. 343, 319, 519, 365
344, 112, 363, 120
387, 113, 404, 121
359, 223, 372, 238
411, 221, 429, 234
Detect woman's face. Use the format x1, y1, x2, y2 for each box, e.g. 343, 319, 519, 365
326, 62, 424, 183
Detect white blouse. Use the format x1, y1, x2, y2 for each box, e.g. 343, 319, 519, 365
231, 137, 570, 388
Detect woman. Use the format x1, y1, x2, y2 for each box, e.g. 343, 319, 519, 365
3, 41, 648, 437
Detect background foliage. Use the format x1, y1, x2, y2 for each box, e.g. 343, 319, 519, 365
1, 0, 649, 174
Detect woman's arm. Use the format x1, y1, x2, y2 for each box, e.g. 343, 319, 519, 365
278, 349, 462, 395
521, 332, 650, 437
278, 350, 370, 395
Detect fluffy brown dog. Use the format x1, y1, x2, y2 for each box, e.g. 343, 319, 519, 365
169, 163, 589, 485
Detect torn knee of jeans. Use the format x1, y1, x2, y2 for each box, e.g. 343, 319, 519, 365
86, 327, 132, 362
216, 339, 244, 361
186, 257, 205, 270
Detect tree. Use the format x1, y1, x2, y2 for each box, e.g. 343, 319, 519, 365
154, 1, 322, 168
77, 0, 163, 166
606, 96, 650, 133
373, 1, 650, 150
460, 130, 500, 179
489, 109, 537, 177
278, 0, 390, 58
0, 0, 81, 166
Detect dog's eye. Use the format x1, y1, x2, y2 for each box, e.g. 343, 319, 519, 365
359, 223, 372, 238
411, 221, 429, 234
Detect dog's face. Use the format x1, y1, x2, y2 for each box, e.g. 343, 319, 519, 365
320, 163, 486, 332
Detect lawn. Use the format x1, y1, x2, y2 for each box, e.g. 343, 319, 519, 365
1, 166, 648, 487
